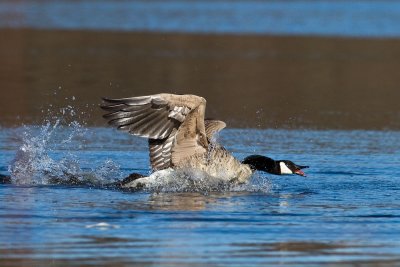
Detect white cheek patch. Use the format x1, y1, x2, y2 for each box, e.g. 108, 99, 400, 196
279, 162, 293, 175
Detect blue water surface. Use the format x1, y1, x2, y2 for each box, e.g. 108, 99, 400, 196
1, 0, 400, 37
1, 125, 400, 266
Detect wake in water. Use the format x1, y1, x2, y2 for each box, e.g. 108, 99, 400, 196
6, 107, 272, 193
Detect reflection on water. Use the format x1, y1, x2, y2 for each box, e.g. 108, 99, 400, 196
119, 192, 256, 211
1, 186, 400, 266
1, 29, 400, 129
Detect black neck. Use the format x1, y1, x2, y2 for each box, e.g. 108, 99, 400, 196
242, 155, 280, 175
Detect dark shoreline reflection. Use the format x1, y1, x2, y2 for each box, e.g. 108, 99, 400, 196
1, 29, 400, 129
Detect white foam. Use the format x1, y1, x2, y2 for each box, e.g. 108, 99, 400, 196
8, 118, 122, 186
123, 168, 272, 193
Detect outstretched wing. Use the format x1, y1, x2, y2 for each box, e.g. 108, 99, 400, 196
101, 93, 208, 170
102, 94, 186, 139
148, 129, 176, 171
204, 119, 226, 140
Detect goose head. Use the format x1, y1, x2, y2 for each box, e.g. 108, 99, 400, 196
242, 155, 309, 177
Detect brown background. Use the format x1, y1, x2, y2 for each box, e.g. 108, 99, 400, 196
1, 29, 399, 129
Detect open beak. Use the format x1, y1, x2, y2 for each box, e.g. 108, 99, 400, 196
294, 165, 308, 177
294, 169, 307, 177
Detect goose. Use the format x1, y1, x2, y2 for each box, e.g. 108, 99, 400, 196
101, 93, 308, 189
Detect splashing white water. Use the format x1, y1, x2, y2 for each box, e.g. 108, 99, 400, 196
121, 168, 272, 193
8, 119, 122, 186
9, 120, 62, 184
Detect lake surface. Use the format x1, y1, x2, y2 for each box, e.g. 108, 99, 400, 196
1, 122, 400, 266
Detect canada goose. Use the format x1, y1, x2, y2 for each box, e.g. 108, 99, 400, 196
101, 93, 308, 189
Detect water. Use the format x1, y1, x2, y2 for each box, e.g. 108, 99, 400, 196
1, 1, 400, 265
2, 0, 400, 38
1, 122, 400, 266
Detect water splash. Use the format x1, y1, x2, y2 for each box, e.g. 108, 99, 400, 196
121, 168, 272, 194
92, 159, 121, 185
8, 117, 122, 186
9, 120, 63, 184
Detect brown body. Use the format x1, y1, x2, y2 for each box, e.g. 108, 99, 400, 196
101, 93, 253, 187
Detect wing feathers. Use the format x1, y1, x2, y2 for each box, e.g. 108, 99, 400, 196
148, 129, 176, 170
102, 96, 153, 105
204, 119, 226, 140
101, 94, 209, 169
101, 95, 174, 139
